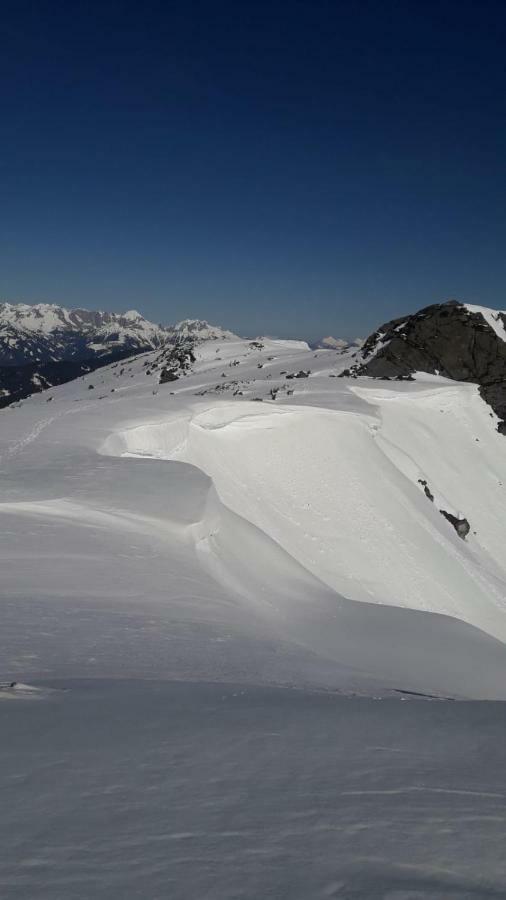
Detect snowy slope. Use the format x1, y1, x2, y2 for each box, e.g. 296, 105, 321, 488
2, 680, 506, 900
2, 333, 506, 699
464, 303, 506, 342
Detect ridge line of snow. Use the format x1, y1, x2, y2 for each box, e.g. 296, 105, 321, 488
464, 303, 506, 342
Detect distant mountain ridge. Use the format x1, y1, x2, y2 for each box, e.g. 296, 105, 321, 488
171, 318, 239, 342
0, 303, 240, 367
0, 302, 241, 406
312, 336, 364, 351
0, 303, 170, 366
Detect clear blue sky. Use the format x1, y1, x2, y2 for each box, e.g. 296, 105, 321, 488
1, 0, 506, 339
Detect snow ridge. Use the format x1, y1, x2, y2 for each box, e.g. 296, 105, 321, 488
464, 303, 506, 343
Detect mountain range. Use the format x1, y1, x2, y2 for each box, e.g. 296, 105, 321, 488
0, 302, 240, 366
2, 299, 506, 431
0, 303, 239, 406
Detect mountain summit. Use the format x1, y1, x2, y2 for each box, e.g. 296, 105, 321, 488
344, 300, 506, 431
169, 319, 239, 342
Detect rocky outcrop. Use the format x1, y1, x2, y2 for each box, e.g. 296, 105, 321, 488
157, 342, 196, 384
440, 509, 471, 540
341, 301, 506, 431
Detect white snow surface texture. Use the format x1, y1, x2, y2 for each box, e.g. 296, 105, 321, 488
2, 333, 506, 699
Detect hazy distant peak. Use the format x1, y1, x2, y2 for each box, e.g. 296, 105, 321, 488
171, 318, 240, 341
312, 335, 364, 351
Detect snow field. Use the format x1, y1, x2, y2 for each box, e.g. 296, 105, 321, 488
108, 391, 506, 640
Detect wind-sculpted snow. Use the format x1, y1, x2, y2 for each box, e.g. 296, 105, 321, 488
108, 395, 506, 642
4, 329, 506, 897
1, 333, 506, 699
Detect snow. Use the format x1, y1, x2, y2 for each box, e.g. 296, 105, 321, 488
265, 337, 310, 350
2, 330, 506, 895
464, 303, 506, 342
0, 302, 73, 332
317, 336, 350, 349
2, 680, 506, 899
108, 389, 506, 640
1, 335, 506, 697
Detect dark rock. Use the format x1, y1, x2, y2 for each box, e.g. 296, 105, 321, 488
159, 368, 179, 383
286, 370, 310, 380
440, 509, 470, 539
418, 479, 434, 502
158, 341, 196, 385
350, 301, 506, 426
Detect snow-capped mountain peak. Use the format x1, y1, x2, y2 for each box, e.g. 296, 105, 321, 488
312, 335, 364, 351
171, 318, 240, 342
0, 301, 170, 366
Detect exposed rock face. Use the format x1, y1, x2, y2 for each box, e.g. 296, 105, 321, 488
157, 342, 196, 384
343, 301, 506, 431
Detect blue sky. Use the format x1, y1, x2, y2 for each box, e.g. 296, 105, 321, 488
1, 0, 506, 339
